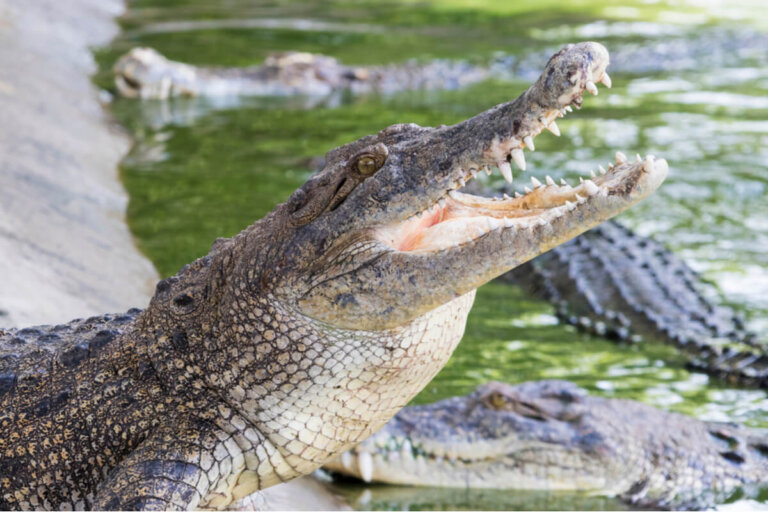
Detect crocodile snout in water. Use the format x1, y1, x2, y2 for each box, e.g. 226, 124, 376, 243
326, 380, 768, 510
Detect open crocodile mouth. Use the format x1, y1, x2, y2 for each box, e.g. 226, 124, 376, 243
375, 60, 667, 254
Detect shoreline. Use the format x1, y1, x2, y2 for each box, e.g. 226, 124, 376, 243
0, 0, 158, 328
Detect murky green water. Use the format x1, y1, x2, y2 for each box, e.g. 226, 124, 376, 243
98, 0, 768, 509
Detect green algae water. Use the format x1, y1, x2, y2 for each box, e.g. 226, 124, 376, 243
98, 1, 768, 509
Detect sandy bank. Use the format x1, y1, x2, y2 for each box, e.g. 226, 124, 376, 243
0, 0, 158, 328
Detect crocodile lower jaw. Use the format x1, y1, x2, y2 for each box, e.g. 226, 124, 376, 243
376, 153, 668, 253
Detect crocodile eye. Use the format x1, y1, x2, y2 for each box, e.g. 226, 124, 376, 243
487, 392, 509, 410
356, 156, 378, 175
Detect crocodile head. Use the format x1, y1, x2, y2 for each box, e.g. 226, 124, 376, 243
146, 42, 666, 494
324, 381, 768, 509
281, 41, 666, 331
114, 47, 366, 99
113, 47, 196, 98
324, 380, 627, 490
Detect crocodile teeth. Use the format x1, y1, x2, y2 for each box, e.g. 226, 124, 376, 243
510, 149, 526, 171
498, 160, 513, 183
523, 135, 535, 152
485, 166, 492, 176
358, 451, 374, 483
600, 72, 612, 88
531, 176, 542, 188
565, 200, 576, 211
524, 186, 533, 194
616, 151, 627, 164
514, 191, 522, 198
590, 170, 597, 179
575, 193, 585, 203
583, 179, 600, 196
565, 105, 573, 113
598, 165, 607, 175
341, 451, 353, 471
560, 178, 568, 186
586, 81, 598, 95
636, 153, 642, 163
547, 121, 560, 136
545, 175, 555, 186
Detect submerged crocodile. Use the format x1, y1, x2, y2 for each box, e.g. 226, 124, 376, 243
114, 47, 491, 99
504, 218, 768, 388
0, 43, 665, 510
324, 380, 768, 510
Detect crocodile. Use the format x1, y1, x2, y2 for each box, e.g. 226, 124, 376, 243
324, 380, 768, 510
0, 42, 667, 510
503, 218, 768, 388
114, 47, 491, 99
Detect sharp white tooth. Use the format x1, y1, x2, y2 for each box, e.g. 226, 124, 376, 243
448, 190, 460, 200
485, 166, 492, 176
583, 179, 600, 196
531, 176, 542, 188
598, 165, 607, 175
586, 81, 598, 95
358, 451, 374, 483
510, 149, 526, 171
569, 73, 579, 84
504, 217, 515, 227
600, 72, 612, 88
537, 217, 548, 226
498, 160, 514, 183
545, 175, 555, 186
503, 193, 511, 200
636, 153, 642, 162
590, 170, 597, 179
575, 193, 585, 203
565, 200, 576, 211
557, 109, 565, 117
471, 168, 478, 177
547, 121, 560, 137
579, 177, 584, 184
608, 163, 615, 170
459, 177, 466, 187
565, 105, 573, 113
401, 439, 412, 455
560, 178, 568, 186
524, 186, 533, 194
488, 217, 502, 230
514, 191, 522, 198
523, 136, 535, 151
341, 451, 353, 470
616, 151, 627, 164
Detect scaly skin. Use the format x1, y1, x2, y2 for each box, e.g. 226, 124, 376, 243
0, 43, 666, 510
325, 380, 768, 510
501, 218, 768, 387
114, 48, 491, 99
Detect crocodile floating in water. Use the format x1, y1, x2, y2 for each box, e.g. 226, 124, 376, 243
324, 380, 768, 510
503, 218, 768, 388
0, 42, 666, 510
114, 47, 491, 99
